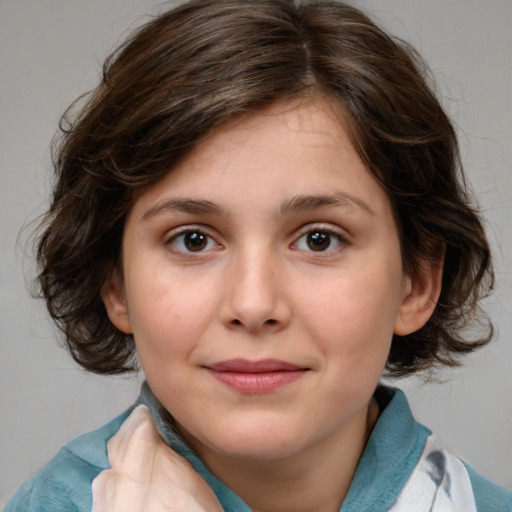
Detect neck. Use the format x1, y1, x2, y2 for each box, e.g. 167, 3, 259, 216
190, 399, 379, 512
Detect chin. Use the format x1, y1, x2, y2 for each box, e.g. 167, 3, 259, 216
216, 438, 304, 461
195, 420, 311, 461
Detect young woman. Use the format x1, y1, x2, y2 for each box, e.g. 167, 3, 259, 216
6, 1, 511, 510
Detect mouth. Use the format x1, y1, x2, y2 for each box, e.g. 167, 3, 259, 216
203, 359, 309, 393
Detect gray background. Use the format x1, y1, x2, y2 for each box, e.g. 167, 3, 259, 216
1, 0, 511, 505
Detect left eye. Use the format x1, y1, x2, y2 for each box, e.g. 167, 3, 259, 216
168, 230, 218, 253
294, 230, 344, 252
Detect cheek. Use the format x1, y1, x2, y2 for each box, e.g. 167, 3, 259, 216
297, 267, 402, 363
125, 269, 219, 361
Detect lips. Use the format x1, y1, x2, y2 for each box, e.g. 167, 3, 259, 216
204, 359, 309, 393
207, 358, 305, 373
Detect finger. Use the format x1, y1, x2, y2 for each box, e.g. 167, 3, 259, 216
91, 469, 115, 512
106, 405, 160, 473
108, 405, 199, 480
101, 405, 225, 512
92, 470, 138, 512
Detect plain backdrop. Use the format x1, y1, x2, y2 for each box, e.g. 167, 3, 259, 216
1, 0, 511, 506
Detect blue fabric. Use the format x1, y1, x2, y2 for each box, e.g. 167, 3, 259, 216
136, 383, 251, 512
4, 410, 130, 512
5, 384, 511, 511
340, 386, 431, 511
463, 461, 512, 512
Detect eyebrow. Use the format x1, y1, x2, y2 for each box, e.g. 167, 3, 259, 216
142, 198, 227, 221
141, 192, 375, 222
279, 193, 375, 217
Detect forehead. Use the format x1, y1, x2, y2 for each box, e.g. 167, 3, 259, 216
189, 97, 354, 166
128, 97, 392, 223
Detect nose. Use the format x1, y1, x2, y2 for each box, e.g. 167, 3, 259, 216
220, 247, 291, 333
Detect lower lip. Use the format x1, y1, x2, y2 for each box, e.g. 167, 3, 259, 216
207, 369, 307, 393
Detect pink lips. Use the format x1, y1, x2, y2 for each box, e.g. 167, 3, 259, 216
204, 359, 308, 393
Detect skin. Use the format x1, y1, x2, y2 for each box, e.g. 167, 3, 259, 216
92, 405, 224, 512
103, 97, 441, 512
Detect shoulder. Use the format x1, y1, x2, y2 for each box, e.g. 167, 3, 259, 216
349, 386, 512, 512
4, 448, 99, 512
4, 409, 131, 512
463, 461, 512, 512
391, 433, 512, 512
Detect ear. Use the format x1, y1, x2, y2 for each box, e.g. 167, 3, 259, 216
101, 269, 133, 334
394, 253, 444, 336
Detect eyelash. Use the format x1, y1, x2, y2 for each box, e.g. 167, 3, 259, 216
166, 226, 221, 255
165, 224, 349, 256
291, 225, 349, 255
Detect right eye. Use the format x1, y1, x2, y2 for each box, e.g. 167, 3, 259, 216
167, 230, 219, 253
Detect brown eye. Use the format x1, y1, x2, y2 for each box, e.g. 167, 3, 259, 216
168, 230, 217, 253
307, 231, 331, 251
184, 231, 208, 251
294, 229, 344, 253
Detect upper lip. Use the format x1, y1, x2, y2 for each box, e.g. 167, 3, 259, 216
205, 359, 307, 373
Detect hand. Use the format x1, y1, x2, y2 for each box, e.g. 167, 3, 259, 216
92, 405, 224, 512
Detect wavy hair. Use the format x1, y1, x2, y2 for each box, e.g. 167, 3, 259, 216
36, 0, 493, 375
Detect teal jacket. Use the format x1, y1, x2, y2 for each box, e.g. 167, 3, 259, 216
6, 385, 512, 511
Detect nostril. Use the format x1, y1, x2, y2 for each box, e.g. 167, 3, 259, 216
230, 318, 278, 328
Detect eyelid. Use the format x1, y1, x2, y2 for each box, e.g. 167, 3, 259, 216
165, 225, 223, 253
293, 222, 349, 240
163, 222, 350, 255
291, 223, 350, 253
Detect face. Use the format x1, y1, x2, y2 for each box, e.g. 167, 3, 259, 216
103, 98, 434, 465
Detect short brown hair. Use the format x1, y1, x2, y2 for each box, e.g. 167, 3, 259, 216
36, 0, 493, 376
